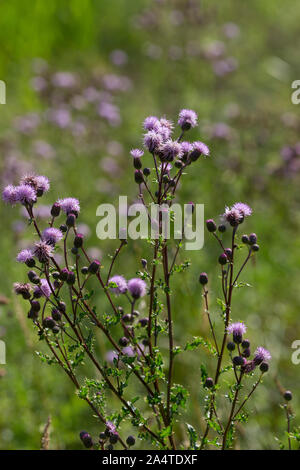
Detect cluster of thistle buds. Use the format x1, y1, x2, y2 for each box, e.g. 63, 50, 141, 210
131, 108, 209, 194
80, 422, 135, 450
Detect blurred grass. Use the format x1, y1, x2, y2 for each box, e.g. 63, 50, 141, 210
0, 0, 300, 449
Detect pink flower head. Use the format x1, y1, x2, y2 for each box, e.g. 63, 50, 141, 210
178, 109, 198, 130
254, 347, 271, 365
160, 139, 183, 161
231, 202, 252, 218
143, 131, 163, 153
128, 278, 147, 299
33, 241, 53, 263
108, 275, 128, 295
17, 249, 34, 264
181, 141, 193, 155
130, 149, 144, 158
15, 185, 37, 205
227, 322, 247, 344
34, 279, 52, 298
2, 185, 18, 205
42, 228, 63, 245
58, 197, 80, 216
143, 116, 160, 131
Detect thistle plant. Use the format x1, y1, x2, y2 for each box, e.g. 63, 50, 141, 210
3, 109, 281, 450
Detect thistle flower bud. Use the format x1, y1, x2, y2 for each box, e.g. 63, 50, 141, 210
139, 317, 149, 327
28, 308, 39, 320
126, 435, 135, 447
14, 283, 32, 300
60, 224, 68, 233
252, 244, 259, 252
80, 431, 93, 449
283, 390, 292, 401
199, 272, 208, 285
218, 253, 228, 265
233, 356, 245, 366
52, 271, 60, 280
74, 233, 84, 248
58, 301, 66, 312
242, 234, 249, 244
28, 270, 40, 284
119, 336, 129, 347
206, 219, 217, 232
248, 233, 257, 245
71, 247, 78, 255
241, 339, 250, 349
175, 160, 183, 169
88, 260, 101, 274
134, 170, 144, 184
133, 157, 142, 170
218, 224, 226, 233
66, 271, 76, 285
242, 348, 251, 358
52, 308, 62, 321
81, 266, 89, 275
52, 325, 60, 334
59, 268, 69, 281
260, 362, 269, 373
225, 248, 232, 260
51, 202, 61, 218
141, 259, 147, 268
31, 300, 40, 312
109, 433, 119, 445
66, 213, 76, 227
43, 317, 56, 329
227, 342, 235, 352
204, 377, 214, 388
143, 167, 151, 176
99, 432, 106, 441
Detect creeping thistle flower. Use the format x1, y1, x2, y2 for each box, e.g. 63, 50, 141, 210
232, 202, 252, 218
178, 109, 198, 130
13, 282, 32, 299
227, 322, 247, 344
223, 202, 252, 227
190, 141, 210, 161
17, 249, 35, 267
20, 174, 50, 196
34, 279, 52, 298
143, 116, 160, 132
130, 149, 144, 159
42, 227, 63, 246
58, 197, 80, 216
128, 278, 147, 299
2, 185, 18, 205
15, 184, 37, 205
108, 275, 128, 295
253, 347, 271, 365
33, 241, 54, 263
159, 139, 183, 162
143, 130, 163, 153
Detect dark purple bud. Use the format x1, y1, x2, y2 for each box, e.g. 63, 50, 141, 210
74, 233, 84, 248
43, 317, 56, 329
283, 390, 292, 401
143, 167, 151, 176
25, 258, 36, 268
218, 253, 228, 265
31, 300, 40, 312
52, 325, 60, 334
133, 157, 142, 170
109, 433, 119, 445
80, 431, 93, 449
225, 248, 232, 260
141, 259, 147, 268
58, 301, 66, 312
99, 432, 106, 441
218, 224, 226, 233
119, 336, 129, 347
88, 260, 101, 275
71, 247, 78, 255
66, 271, 76, 285
241, 339, 250, 349
66, 213, 76, 227
60, 224, 68, 233
126, 435, 135, 447
233, 356, 245, 366
51, 203, 61, 218
52, 308, 62, 321
59, 268, 69, 281
199, 272, 208, 285
252, 244, 259, 252
139, 317, 149, 327
242, 234, 249, 244
242, 348, 251, 358
248, 233, 257, 245
134, 170, 144, 184
206, 219, 217, 233
204, 377, 214, 388
28, 271, 40, 284
260, 362, 269, 373
175, 160, 183, 169
227, 342, 235, 352
122, 314, 133, 324
81, 266, 89, 275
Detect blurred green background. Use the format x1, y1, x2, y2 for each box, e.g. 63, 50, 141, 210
0, 0, 300, 449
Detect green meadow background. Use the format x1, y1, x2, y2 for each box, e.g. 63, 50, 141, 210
0, 0, 299, 449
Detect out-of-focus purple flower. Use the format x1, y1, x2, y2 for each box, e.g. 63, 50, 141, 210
203, 41, 226, 60
33, 241, 53, 263
109, 275, 128, 295
160, 140, 183, 161
34, 279, 52, 298
223, 22, 240, 39
52, 72, 77, 88
128, 278, 147, 299
144, 131, 163, 153
110, 49, 128, 66
143, 116, 160, 131
31, 76, 48, 92
2, 185, 18, 205
102, 74, 132, 92
253, 347, 271, 365
33, 140, 55, 159
17, 249, 34, 264
15, 185, 37, 205
58, 198, 80, 216
122, 346, 135, 357
48, 108, 72, 128
178, 109, 198, 130
227, 322, 246, 343
213, 58, 238, 77
42, 228, 63, 245
14, 283, 32, 299
98, 102, 121, 127
212, 123, 231, 140
130, 149, 144, 159
14, 113, 40, 134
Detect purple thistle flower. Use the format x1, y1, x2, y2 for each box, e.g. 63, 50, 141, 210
143, 116, 160, 131
42, 228, 63, 245
15, 185, 37, 205
33, 241, 53, 263
2, 185, 18, 205
106, 421, 117, 434
128, 278, 147, 299
178, 109, 198, 130
20, 174, 50, 195
243, 360, 256, 374
253, 347, 271, 365
232, 202, 253, 218
181, 141, 193, 155
130, 149, 144, 158
13, 282, 32, 299
108, 275, 128, 295
223, 206, 243, 226
160, 140, 183, 162
159, 118, 174, 131
34, 279, 52, 298
227, 322, 247, 344
192, 141, 210, 157
58, 197, 80, 216
143, 131, 163, 153
17, 249, 34, 264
